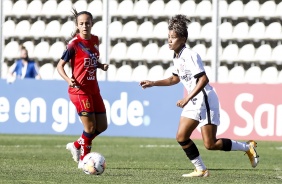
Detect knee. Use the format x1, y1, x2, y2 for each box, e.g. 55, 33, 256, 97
204, 141, 216, 150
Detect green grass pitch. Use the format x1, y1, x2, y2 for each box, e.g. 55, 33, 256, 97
0, 134, 281, 184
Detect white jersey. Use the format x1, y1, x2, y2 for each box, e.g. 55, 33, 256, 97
172, 46, 219, 112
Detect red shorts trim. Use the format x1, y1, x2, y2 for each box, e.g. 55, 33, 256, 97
69, 93, 106, 115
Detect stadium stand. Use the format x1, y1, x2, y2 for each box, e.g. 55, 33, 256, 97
1, 0, 282, 83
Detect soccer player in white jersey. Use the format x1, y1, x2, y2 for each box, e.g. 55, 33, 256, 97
139, 14, 259, 177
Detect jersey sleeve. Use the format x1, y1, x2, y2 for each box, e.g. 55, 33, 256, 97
61, 44, 75, 62
189, 51, 205, 78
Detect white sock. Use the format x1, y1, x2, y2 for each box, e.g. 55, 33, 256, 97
231, 140, 249, 151
191, 156, 206, 171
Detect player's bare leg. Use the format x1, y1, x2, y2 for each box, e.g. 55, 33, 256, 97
201, 124, 259, 168
176, 117, 210, 177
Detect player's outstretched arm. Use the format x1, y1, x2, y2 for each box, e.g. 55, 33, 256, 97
139, 75, 180, 89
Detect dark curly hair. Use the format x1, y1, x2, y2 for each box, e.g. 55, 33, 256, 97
168, 14, 191, 41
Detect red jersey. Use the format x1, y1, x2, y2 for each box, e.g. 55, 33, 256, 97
61, 34, 100, 95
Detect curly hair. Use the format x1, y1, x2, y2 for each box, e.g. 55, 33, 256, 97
168, 14, 191, 40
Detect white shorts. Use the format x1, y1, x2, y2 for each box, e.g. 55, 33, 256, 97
181, 108, 220, 128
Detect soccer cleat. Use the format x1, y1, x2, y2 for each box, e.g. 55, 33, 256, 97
245, 140, 259, 168
66, 142, 81, 163
78, 159, 84, 169
182, 169, 210, 177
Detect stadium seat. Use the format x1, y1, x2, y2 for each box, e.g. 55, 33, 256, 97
219, 22, 233, 40
33, 41, 50, 60
259, 1, 276, 19
56, 0, 72, 17
109, 21, 123, 39
121, 21, 138, 39
109, 0, 118, 16
148, 0, 165, 18
217, 65, 229, 83
126, 42, 143, 61
188, 22, 201, 40
195, 0, 212, 18
179, 1, 196, 17
261, 66, 279, 84
60, 21, 75, 38
48, 41, 66, 60
244, 66, 262, 84
133, 0, 149, 18
163, 65, 174, 79
271, 44, 282, 64
73, 0, 88, 12
116, 65, 133, 82
3, 20, 15, 38
199, 22, 212, 40
39, 63, 55, 80
158, 44, 174, 64
226, 0, 244, 18
29, 20, 46, 38
192, 44, 207, 61
232, 22, 249, 40
221, 44, 239, 63
3, 41, 20, 59
117, 0, 134, 17
3, 0, 13, 16
254, 44, 272, 64
142, 43, 159, 63
14, 20, 31, 38
206, 46, 222, 62
275, 1, 282, 17
237, 44, 255, 62
164, 0, 181, 17
41, 0, 57, 17
277, 70, 282, 83
243, 1, 260, 18
248, 22, 266, 40
106, 64, 117, 81
1, 62, 8, 79
44, 20, 61, 38
96, 67, 106, 81
147, 65, 164, 81
136, 21, 154, 40
109, 42, 127, 62
153, 21, 168, 39
23, 41, 35, 58
264, 22, 281, 40
219, 0, 228, 18
87, 0, 103, 16
131, 65, 149, 82
91, 20, 103, 38
11, 0, 27, 16
228, 65, 245, 83
26, 0, 42, 17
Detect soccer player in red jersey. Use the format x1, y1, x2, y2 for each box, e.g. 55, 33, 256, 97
57, 9, 109, 169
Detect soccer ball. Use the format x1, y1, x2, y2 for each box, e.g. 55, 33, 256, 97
82, 152, 106, 175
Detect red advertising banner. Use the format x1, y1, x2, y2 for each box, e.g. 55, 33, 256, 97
191, 84, 282, 141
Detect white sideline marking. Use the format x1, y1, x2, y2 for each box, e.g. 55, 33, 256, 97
140, 145, 179, 148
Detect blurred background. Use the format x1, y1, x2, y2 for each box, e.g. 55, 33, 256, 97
1, 0, 282, 83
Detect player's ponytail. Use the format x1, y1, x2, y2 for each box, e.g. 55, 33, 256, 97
70, 8, 94, 39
